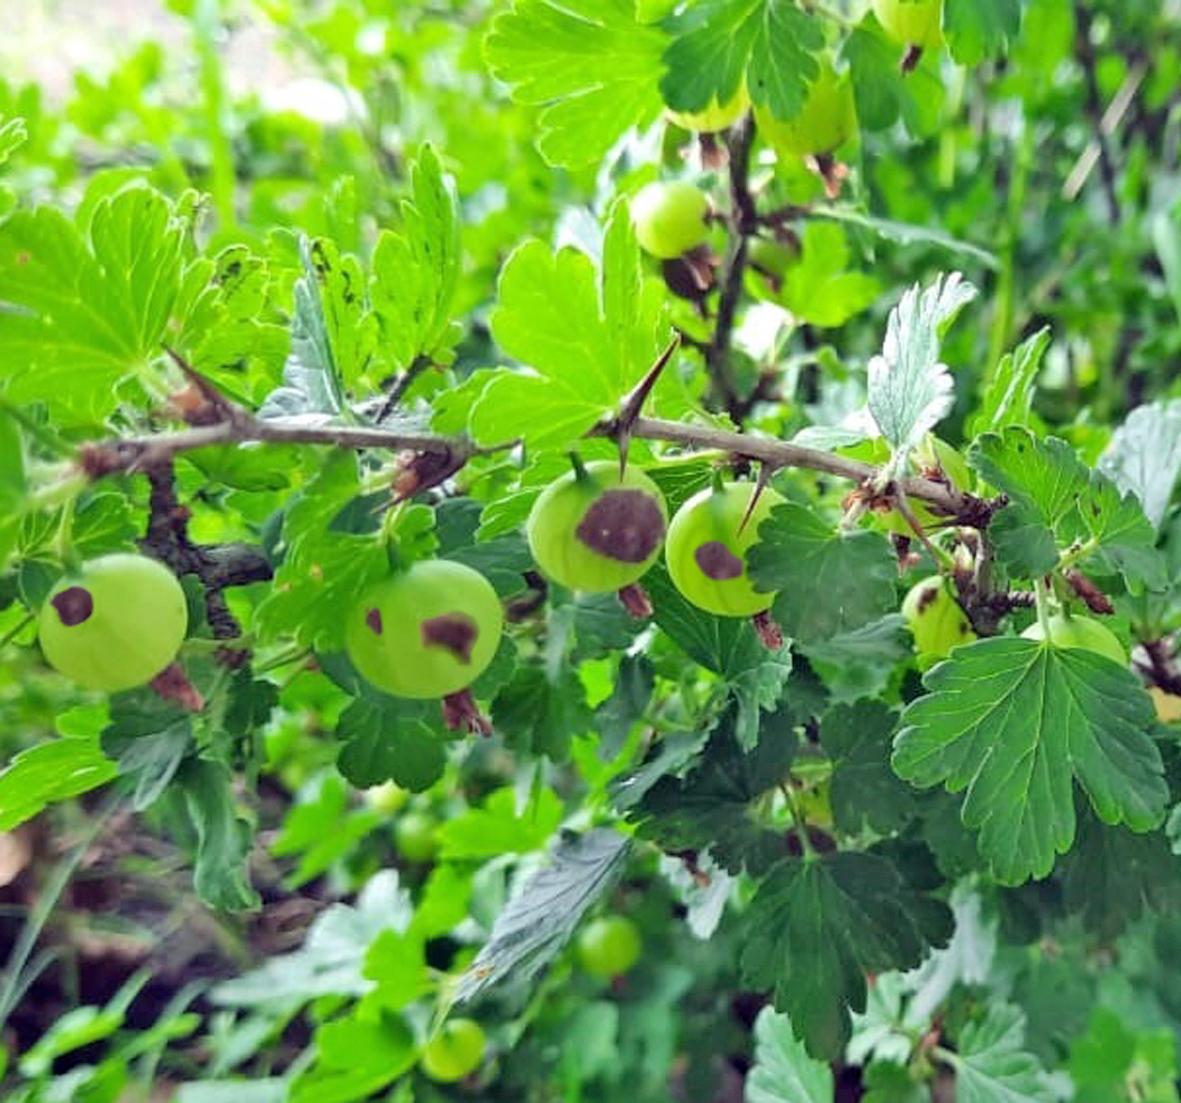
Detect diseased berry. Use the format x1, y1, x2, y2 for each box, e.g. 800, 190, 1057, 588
38, 553, 188, 691
902, 576, 976, 667
526, 461, 668, 593
665, 482, 783, 617
346, 560, 502, 700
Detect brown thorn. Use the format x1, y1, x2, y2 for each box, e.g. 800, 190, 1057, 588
616, 334, 681, 479
162, 346, 251, 428
737, 461, 778, 535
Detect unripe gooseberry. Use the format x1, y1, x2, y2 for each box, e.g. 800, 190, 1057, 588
345, 560, 502, 700
666, 84, 749, 133
665, 482, 784, 617
578, 915, 642, 978
630, 181, 710, 259
420, 1018, 486, 1083
38, 553, 188, 691
1021, 614, 1127, 667
747, 236, 801, 282
526, 461, 668, 593
872, 0, 944, 48
902, 576, 975, 666
753, 60, 856, 158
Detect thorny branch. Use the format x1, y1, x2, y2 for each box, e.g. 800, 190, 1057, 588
705, 114, 758, 423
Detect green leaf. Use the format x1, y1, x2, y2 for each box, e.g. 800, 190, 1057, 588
0, 116, 27, 165
968, 327, 1050, 437
484, 0, 666, 168
435, 497, 532, 597
471, 202, 666, 452
493, 663, 593, 762
101, 704, 191, 812
1099, 398, 1181, 532
660, 0, 823, 121
271, 773, 381, 888
335, 700, 447, 792
631, 705, 795, 875
780, 222, 880, 328
291, 1014, 416, 1103
173, 759, 260, 912
803, 614, 911, 705
0, 184, 186, 421
211, 871, 411, 1006
944, 0, 1023, 66
841, 16, 946, 136
945, 1003, 1055, 1103
867, 273, 976, 456
750, 503, 897, 645
0, 735, 117, 831
596, 656, 655, 758
253, 453, 388, 651
361, 929, 430, 1012
645, 564, 792, 748
821, 701, 917, 835
892, 638, 1167, 885
258, 236, 375, 418
1060, 806, 1181, 941
1069, 1007, 1179, 1103
437, 785, 564, 860
456, 828, 630, 1002
970, 428, 1163, 586
745, 1007, 833, 1103
808, 208, 998, 269
370, 145, 461, 373
740, 851, 952, 1060
862, 1062, 928, 1103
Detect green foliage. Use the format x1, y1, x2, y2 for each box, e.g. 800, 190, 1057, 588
893, 638, 1166, 884
3, 1, 1181, 1099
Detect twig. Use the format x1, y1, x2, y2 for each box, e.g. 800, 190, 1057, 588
606, 416, 995, 523
80, 410, 1000, 524
705, 114, 757, 422
1069, 3, 1122, 223
1141, 637, 1181, 695
375, 354, 435, 423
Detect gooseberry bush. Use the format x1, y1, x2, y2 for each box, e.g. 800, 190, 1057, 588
2, 1, 1181, 1101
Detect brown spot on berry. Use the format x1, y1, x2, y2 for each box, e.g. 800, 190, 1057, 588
51, 586, 93, 627
421, 612, 478, 663
916, 583, 940, 614
575, 490, 665, 564
695, 541, 743, 580
365, 607, 383, 635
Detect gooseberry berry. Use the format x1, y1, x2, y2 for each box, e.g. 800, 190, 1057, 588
872, 0, 943, 48
345, 559, 502, 700
395, 809, 440, 863
753, 61, 856, 158
420, 1018, 486, 1082
902, 576, 976, 666
665, 482, 784, 617
38, 553, 188, 691
526, 460, 668, 593
578, 915, 642, 978
1021, 614, 1127, 666
630, 181, 710, 259
747, 235, 801, 282
666, 84, 750, 133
